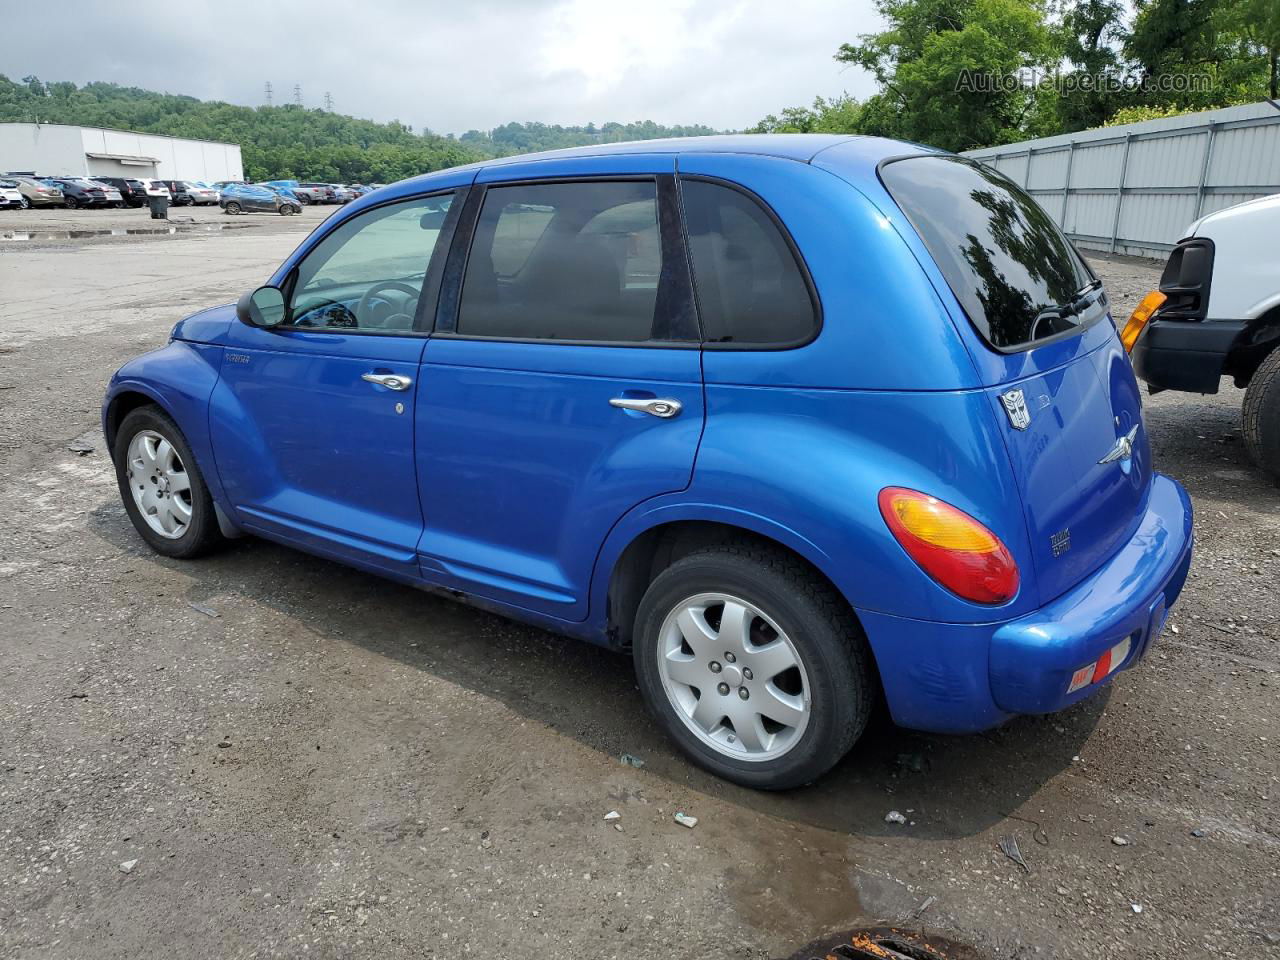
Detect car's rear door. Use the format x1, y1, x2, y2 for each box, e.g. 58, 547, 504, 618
415, 156, 705, 620
208, 190, 462, 578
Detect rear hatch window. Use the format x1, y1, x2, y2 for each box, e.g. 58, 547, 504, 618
881, 156, 1102, 351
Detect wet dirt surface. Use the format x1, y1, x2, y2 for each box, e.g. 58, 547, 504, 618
0, 224, 1277, 959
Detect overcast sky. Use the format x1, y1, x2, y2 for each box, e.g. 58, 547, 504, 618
16, 0, 882, 135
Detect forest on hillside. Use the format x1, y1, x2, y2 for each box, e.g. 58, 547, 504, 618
0, 76, 721, 182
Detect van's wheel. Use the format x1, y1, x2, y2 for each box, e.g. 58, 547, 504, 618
632, 544, 873, 790
1243, 345, 1280, 480
113, 405, 223, 559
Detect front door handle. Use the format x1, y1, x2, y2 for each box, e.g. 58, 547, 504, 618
609, 396, 683, 418
362, 372, 413, 391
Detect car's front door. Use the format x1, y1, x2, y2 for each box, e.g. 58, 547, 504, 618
416, 157, 705, 620
209, 190, 461, 578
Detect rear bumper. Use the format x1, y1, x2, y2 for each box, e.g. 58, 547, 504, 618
1131, 318, 1245, 393
859, 473, 1193, 734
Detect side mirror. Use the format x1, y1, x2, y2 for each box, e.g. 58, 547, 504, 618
236, 285, 286, 329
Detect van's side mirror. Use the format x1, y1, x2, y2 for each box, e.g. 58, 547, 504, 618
236, 285, 286, 329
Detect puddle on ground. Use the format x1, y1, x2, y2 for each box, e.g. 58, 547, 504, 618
0, 222, 261, 242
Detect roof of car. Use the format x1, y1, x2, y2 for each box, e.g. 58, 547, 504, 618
393, 134, 943, 195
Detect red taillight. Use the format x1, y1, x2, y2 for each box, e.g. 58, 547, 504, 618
878, 487, 1019, 604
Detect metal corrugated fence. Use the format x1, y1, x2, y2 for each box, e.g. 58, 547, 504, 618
962, 102, 1280, 259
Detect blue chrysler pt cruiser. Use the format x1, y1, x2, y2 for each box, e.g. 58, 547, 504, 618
103, 135, 1193, 789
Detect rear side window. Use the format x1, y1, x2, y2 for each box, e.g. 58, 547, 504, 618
880, 156, 1095, 350
458, 180, 665, 343
680, 179, 817, 345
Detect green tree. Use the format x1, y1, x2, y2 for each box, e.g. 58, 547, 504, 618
751, 95, 863, 133
834, 0, 1060, 151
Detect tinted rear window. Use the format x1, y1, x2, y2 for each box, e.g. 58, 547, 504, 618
881, 156, 1095, 350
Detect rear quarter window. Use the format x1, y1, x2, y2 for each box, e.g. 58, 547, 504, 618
680, 179, 817, 346
880, 156, 1097, 351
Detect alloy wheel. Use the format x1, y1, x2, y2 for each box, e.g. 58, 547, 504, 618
656, 592, 811, 762
125, 430, 193, 539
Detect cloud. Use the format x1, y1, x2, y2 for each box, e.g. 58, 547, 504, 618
15, 0, 880, 134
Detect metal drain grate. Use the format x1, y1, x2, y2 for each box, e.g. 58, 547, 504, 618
786, 927, 984, 960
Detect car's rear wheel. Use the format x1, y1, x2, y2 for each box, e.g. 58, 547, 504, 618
64, 196, 78, 209
298, 194, 311, 205
1243, 344, 1280, 481
632, 544, 874, 790
113, 406, 223, 559
224, 201, 241, 215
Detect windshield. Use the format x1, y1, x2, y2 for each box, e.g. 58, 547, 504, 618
881, 156, 1096, 350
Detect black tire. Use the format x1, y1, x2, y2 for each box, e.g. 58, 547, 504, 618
632, 544, 874, 790
64, 196, 78, 209
1243, 345, 1280, 480
113, 405, 223, 559
298, 194, 311, 205
224, 201, 241, 215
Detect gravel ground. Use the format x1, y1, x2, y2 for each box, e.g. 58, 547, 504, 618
0, 215, 1277, 960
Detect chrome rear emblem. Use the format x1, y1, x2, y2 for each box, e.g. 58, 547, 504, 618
1000, 389, 1031, 430
1098, 425, 1140, 465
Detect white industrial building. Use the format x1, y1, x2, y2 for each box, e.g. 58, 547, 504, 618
0, 122, 243, 182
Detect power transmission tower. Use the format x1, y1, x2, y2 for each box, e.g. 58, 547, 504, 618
323, 91, 333, 111
264, 81, 273, 105
293, 84, 303, 107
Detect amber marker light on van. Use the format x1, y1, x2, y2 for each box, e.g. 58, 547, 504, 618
1120, 291, 1167, 353
878, 487, 1019, 604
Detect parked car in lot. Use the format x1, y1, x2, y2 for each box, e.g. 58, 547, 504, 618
263, 180, 329, 204
328, 184, 356, 203
7, 176, 56, 207
7, 176, 65, 208
103, 135, 1193, 790
346, 183, 373, 199
218, 183, 301, 215
50, 178, 114, 208
298, 182, 340, 203
183, 182, 221, 205
1127, 193, 1280, 479
138, 179, 172, 201
92, 177, 151, 208
154, 180, 192, 205
210, 181, 246, 193
0, 179, 25, 208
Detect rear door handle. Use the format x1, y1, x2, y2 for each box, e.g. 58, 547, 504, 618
609, 396, 682, 418
362, 372, 413, 391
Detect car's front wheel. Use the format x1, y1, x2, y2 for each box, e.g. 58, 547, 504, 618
1243, 344, 1280, 481
633, 544, 874, 789
224, 201, 241, 215
113, 406, 223, 558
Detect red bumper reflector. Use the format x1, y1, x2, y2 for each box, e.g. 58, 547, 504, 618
1067, 636, 1133, 694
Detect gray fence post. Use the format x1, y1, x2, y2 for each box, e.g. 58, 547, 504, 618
1109, 133, 1133, 253
1062, 142, 1075, 229
1194, 122, 1218, 220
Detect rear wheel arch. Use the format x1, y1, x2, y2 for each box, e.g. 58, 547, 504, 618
604, 519, 872, 659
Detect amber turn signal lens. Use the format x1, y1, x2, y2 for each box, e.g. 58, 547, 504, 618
878, 487, 1019, 605
1120, 291, 1167, 353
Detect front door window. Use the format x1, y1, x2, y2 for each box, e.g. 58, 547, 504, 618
288, 193, 455, 334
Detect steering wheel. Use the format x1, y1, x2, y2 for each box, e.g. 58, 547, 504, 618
291, 297, 359, 329
357, 281, 421, 329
